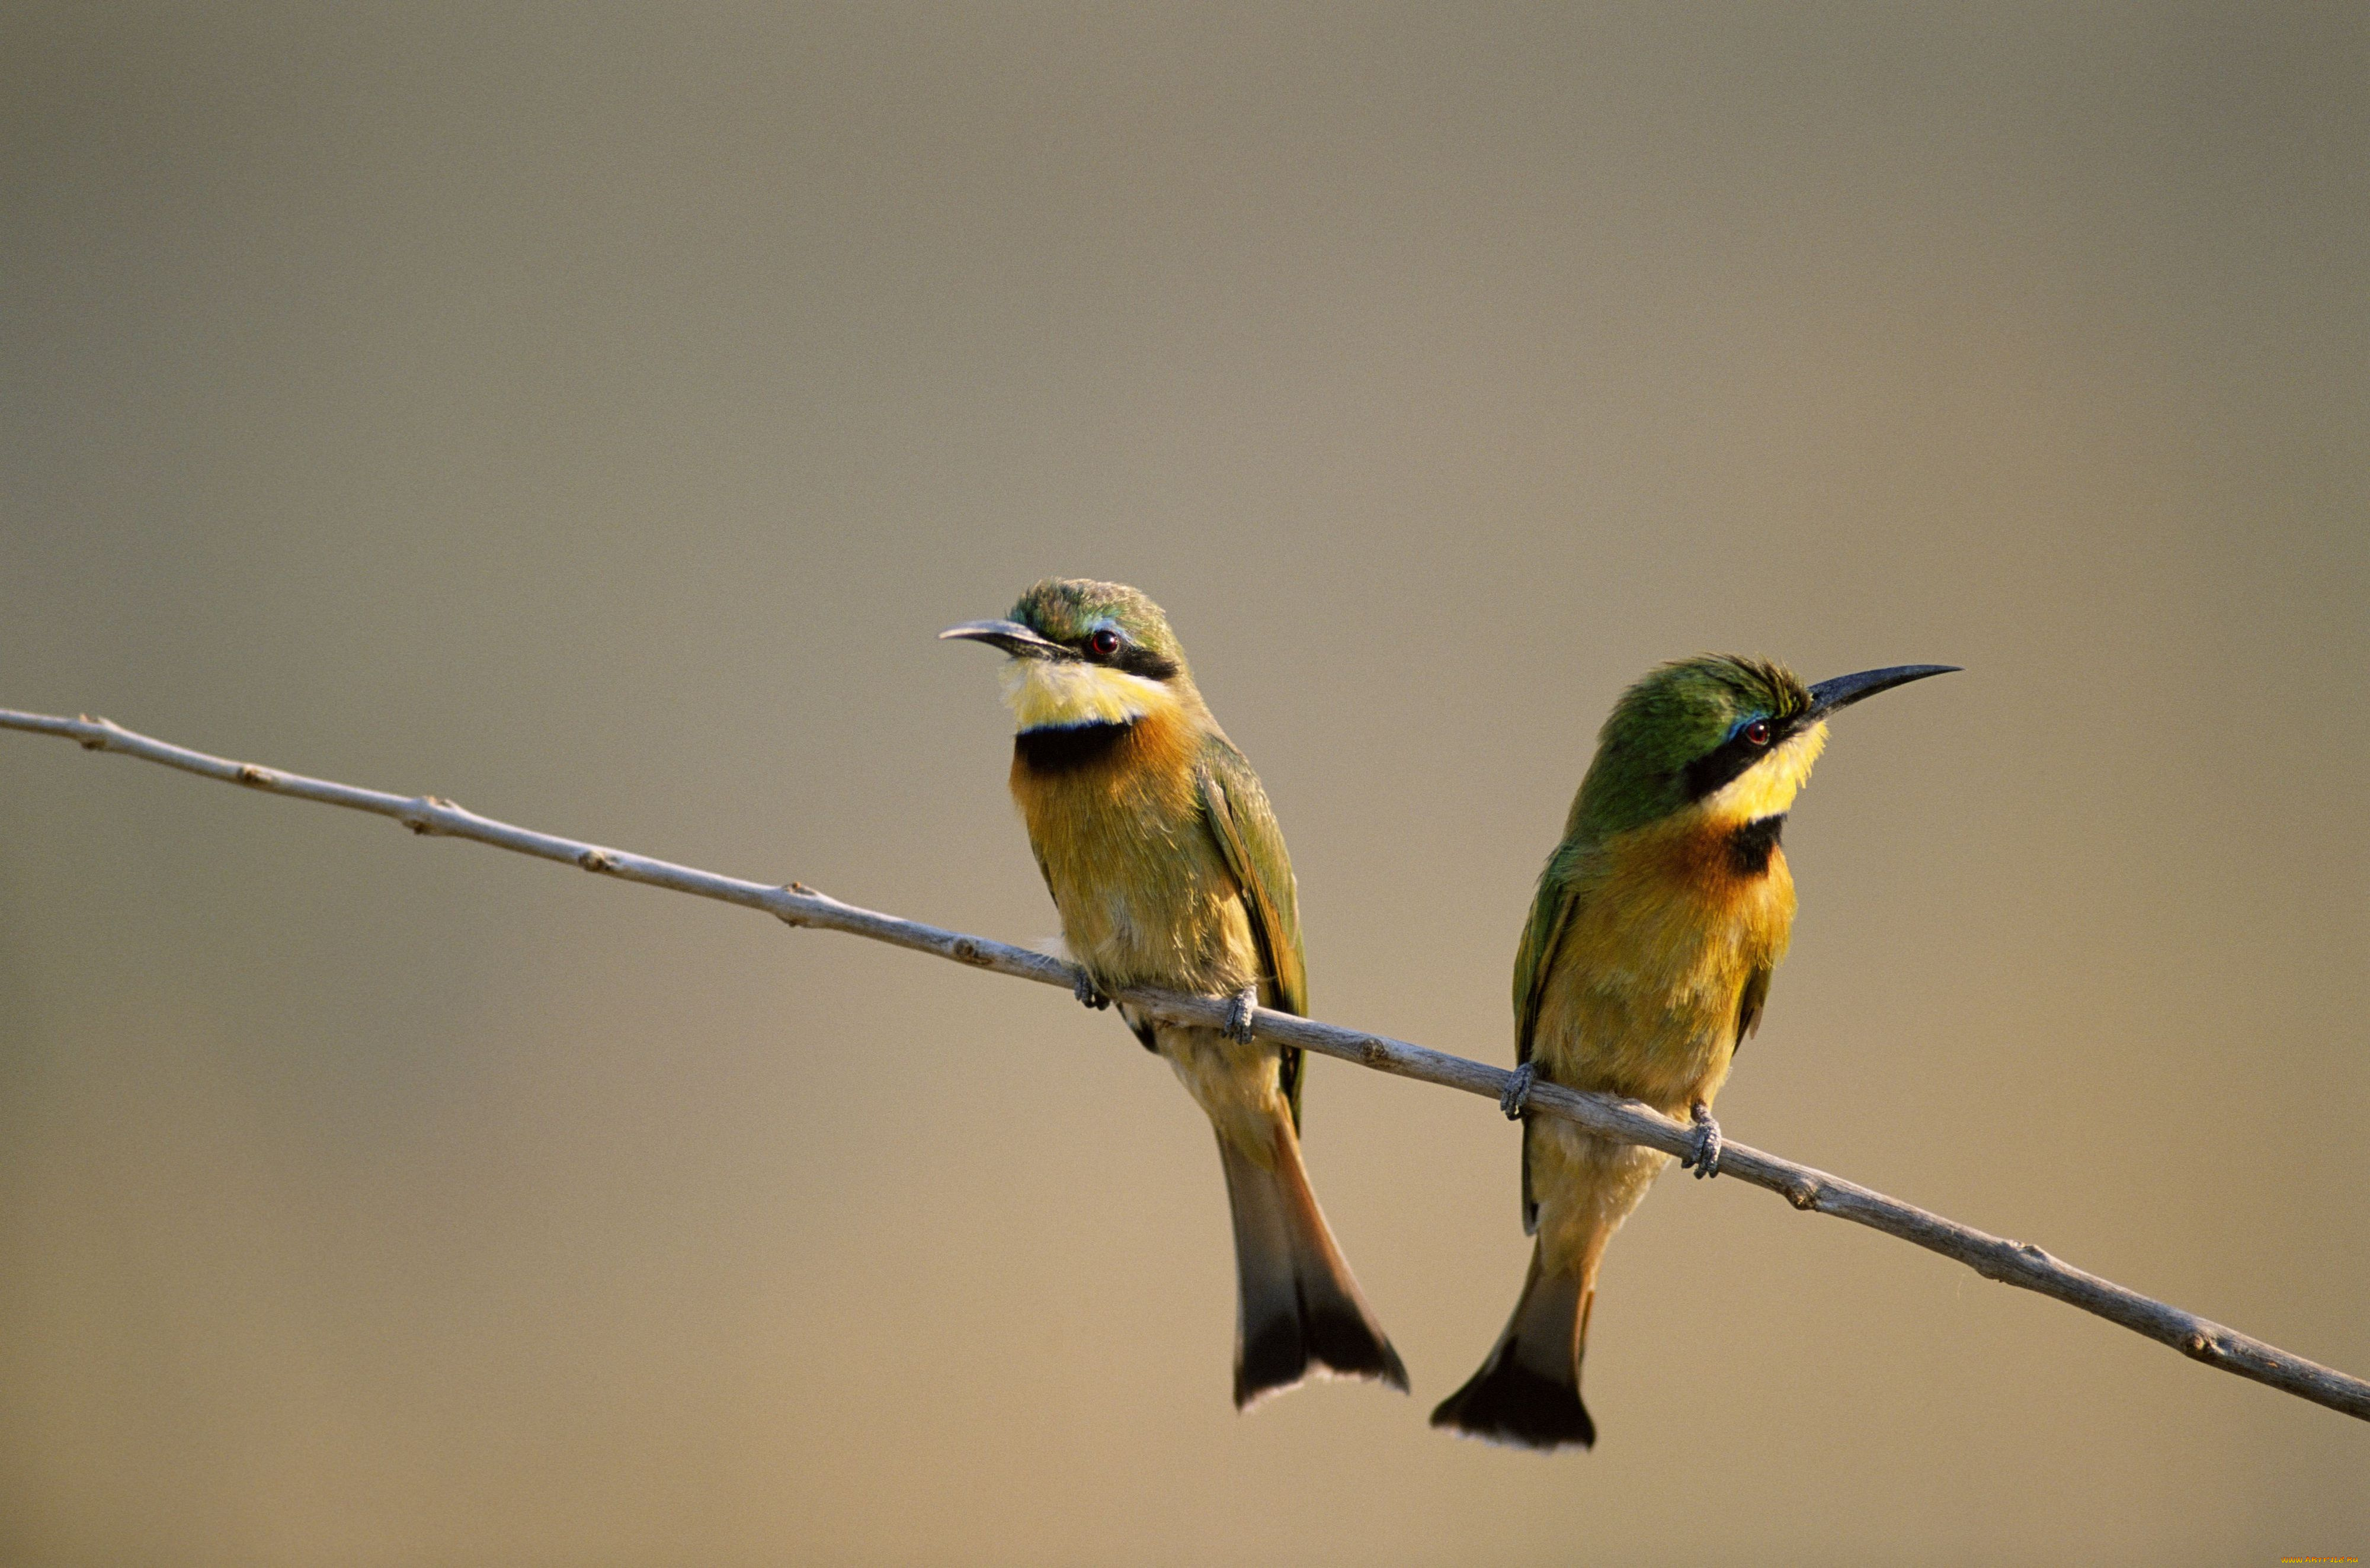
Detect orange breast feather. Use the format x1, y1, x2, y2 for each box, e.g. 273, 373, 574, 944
1009, 708, 1256, 996
1533, 809, 1798, 1114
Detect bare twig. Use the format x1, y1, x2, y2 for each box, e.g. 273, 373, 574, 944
5, 704, 2365, 1426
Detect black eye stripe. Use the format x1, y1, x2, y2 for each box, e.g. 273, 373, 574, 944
1062, 627, 1180, 682
1117, 645, 1181, 681
1682, 716, 1792, 800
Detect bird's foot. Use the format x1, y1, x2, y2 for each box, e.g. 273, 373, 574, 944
1071, 970, 1110, 1011
1500, 1062, 1536, 1120
1224, 986, 1259, 1044
1680, 1101, 1723, 1179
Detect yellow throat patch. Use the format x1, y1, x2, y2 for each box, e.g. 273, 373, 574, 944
1001, 657, 1181, 732
1703, 720, 1828, 826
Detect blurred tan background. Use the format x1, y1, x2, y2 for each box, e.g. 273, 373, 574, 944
2, 4, 2364, 1563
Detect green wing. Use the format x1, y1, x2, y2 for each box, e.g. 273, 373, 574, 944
1511, 863, 1578, 1076
1735, 963, 1772, 1051
1196, 735, 1310, 1129
1511, 842, 1588, 1235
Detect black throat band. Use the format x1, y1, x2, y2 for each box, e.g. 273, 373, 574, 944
1015, 721, 1135, 774
1728, 813, 1786, 877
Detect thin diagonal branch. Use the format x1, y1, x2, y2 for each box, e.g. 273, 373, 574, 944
5, 704, 2365, 1426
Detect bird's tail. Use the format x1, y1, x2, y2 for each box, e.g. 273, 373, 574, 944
1428, 1241, 1596, 1450
1217, 1120, 1409, 1409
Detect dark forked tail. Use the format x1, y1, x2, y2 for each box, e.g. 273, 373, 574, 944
1216, 1123, 1408, 1409
1429, 1242, 1596, 1450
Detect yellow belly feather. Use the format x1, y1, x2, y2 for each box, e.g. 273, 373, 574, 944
1007, 686, 1279, 1150
1008, 701, 1258, 1002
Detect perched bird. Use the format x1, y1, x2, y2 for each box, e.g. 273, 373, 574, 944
942, 578, 1407, 1409
1431, 655, 1955, 1450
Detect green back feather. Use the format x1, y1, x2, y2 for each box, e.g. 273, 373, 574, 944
1197, 732, 1310, 1130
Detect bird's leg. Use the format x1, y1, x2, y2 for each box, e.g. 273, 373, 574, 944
1071, 969, 1110, 1011
1500, 1063, 1536, 1120
1681, 1101, 1724, 1179
1224, 986, 1259, 1044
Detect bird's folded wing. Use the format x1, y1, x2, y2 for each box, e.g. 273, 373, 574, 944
1511, 848, 1587, 1234
1197, 737, 1309, 1126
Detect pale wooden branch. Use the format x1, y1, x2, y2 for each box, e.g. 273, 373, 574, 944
5, 705, 2365, 1428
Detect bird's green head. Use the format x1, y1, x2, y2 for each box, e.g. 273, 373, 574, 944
1571, 655, 1956, 841
1006, 578, 1189, 680
940, 577, 1197, 732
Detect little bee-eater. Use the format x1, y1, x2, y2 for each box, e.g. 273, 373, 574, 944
1431, 655, 1955, 1450
943, 578, 1407, 1409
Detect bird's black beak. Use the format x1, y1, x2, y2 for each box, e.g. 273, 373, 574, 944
1803, 663, 1961, 722
938, 618, 1075, 660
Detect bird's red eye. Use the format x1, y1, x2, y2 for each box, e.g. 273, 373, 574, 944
1744, 720, 1772, 746
1089, 629, 1122, 658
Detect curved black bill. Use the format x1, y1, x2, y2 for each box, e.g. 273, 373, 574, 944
1804, 663, 1960, 720
937, 618, 1075, 660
